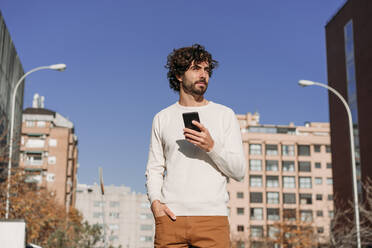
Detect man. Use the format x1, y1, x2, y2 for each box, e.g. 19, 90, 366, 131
145, 44, 246, 247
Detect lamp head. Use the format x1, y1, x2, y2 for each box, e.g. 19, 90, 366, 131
298, 80, 315, 87
49, 64, 67, 71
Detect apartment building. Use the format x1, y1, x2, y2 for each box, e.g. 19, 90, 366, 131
227, 113, 333, 247
75, 184, 154, 248
19, 94, 78, 208
0, 10, 25, 175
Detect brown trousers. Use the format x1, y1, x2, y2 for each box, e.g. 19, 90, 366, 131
154, 216, 230, 248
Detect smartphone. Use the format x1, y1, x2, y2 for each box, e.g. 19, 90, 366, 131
182, 112, 201, 132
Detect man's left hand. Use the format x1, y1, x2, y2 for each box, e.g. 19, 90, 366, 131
183, 121, 214, 152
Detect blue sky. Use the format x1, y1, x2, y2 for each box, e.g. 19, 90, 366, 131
1, 0, 345, 193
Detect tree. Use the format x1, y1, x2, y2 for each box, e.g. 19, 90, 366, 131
328, 179, 372, 247
0, 121, 120, 248
230, 211, 323, 248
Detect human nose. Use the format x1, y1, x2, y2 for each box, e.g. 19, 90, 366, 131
199, 69, 208, 78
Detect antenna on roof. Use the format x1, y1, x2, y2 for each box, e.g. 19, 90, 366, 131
32, 93, 45, 108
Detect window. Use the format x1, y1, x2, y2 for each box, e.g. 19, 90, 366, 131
25, 139, 45, 148
109, 235, 119, 241
139, 213, 152, 219
139, 236, 153, 242
315, 177, 322, 185
282, 145, 295, 156
250, 144, 262, 155
328, 194, 333, 201
250, 192, 263, 203
316, 194, 323, 201
298, 145, 310, 156
237, 225, 244, 232
283, 193, 296, 204
282, 161, 295, 172
25, 174, 42, 183
300, 210, 313, 221
267, 208, 280, 221
299, 194, 312, 204
109, 224, 119, 230
250, 208, 263, 220
283, 176, 295, 188
237, 208, 245, 215
25, 152, 43, 166
250, 175, 262, 187
266, 160, 278, 171
46, 173, 55, 182
110, 201, 120, 207
237, 192, 244, 199
250, 226, 263, 237
268, 226, 280, 239
283, 209, 296, 220
317, 227, 324, 234
266, 176, 279, 188
329, 211, 334, 219
140, 202, 150, 208
316, 210, 323, 217
315, 162, 321, 169
327, 163, 332, 169
314, 145, 321, 153
37, 121, 46, 127
327, 178, 333, 185
299, 177, 312, 188
26, 121, 35, 127
326, 145, 331, 153
140, 224, 153, 231
109, 212, 120, 219
298, 161, 311, 172
49, 139, 57, 147
48, 156, 56, 165
93, 201, 104, 207
93, 212, 103, 218
236, 241, 245, 248
267, 192, 279, 204
266, 144, 278, 156
250, 159, 262, 171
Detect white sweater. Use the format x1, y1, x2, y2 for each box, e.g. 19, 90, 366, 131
145, 101, 246, 216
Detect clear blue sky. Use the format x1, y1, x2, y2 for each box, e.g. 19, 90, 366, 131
1, 0, 345, 193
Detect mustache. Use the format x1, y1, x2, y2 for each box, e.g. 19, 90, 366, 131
195, 79, 207, 84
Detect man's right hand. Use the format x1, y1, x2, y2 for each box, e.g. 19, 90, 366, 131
151, 200, 176, 220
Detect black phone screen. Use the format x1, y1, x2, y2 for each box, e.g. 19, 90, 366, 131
182, 112, 201, 132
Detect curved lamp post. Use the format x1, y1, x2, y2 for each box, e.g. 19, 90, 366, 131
298, 79, 361, 248
5, 64, 67, 219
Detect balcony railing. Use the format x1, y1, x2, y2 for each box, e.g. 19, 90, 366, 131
25, 160, 44, 166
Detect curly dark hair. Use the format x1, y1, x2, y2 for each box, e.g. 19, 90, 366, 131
165, 44, 218, 92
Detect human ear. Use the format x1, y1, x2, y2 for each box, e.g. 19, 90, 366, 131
176, 74, 183, 83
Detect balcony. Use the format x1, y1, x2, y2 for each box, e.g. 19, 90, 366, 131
25, 159, 44, 166
25, 139, 45, 149
25, 174, 42, 183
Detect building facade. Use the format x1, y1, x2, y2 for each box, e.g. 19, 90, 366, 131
0, 10, 25, 176
19, 94, 78, 208
325, 0, 372, 214
75, 184, 155, 248
227, 113, 333, 246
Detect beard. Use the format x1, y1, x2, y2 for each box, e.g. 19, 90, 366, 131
182, 79, 208, 96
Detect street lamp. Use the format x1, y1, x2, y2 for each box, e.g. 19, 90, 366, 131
5, 64, 67, 219
298, 79, 361, 248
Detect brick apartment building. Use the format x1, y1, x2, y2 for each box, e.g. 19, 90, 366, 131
19, 94, 78, 208
227, 113, 333, 246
